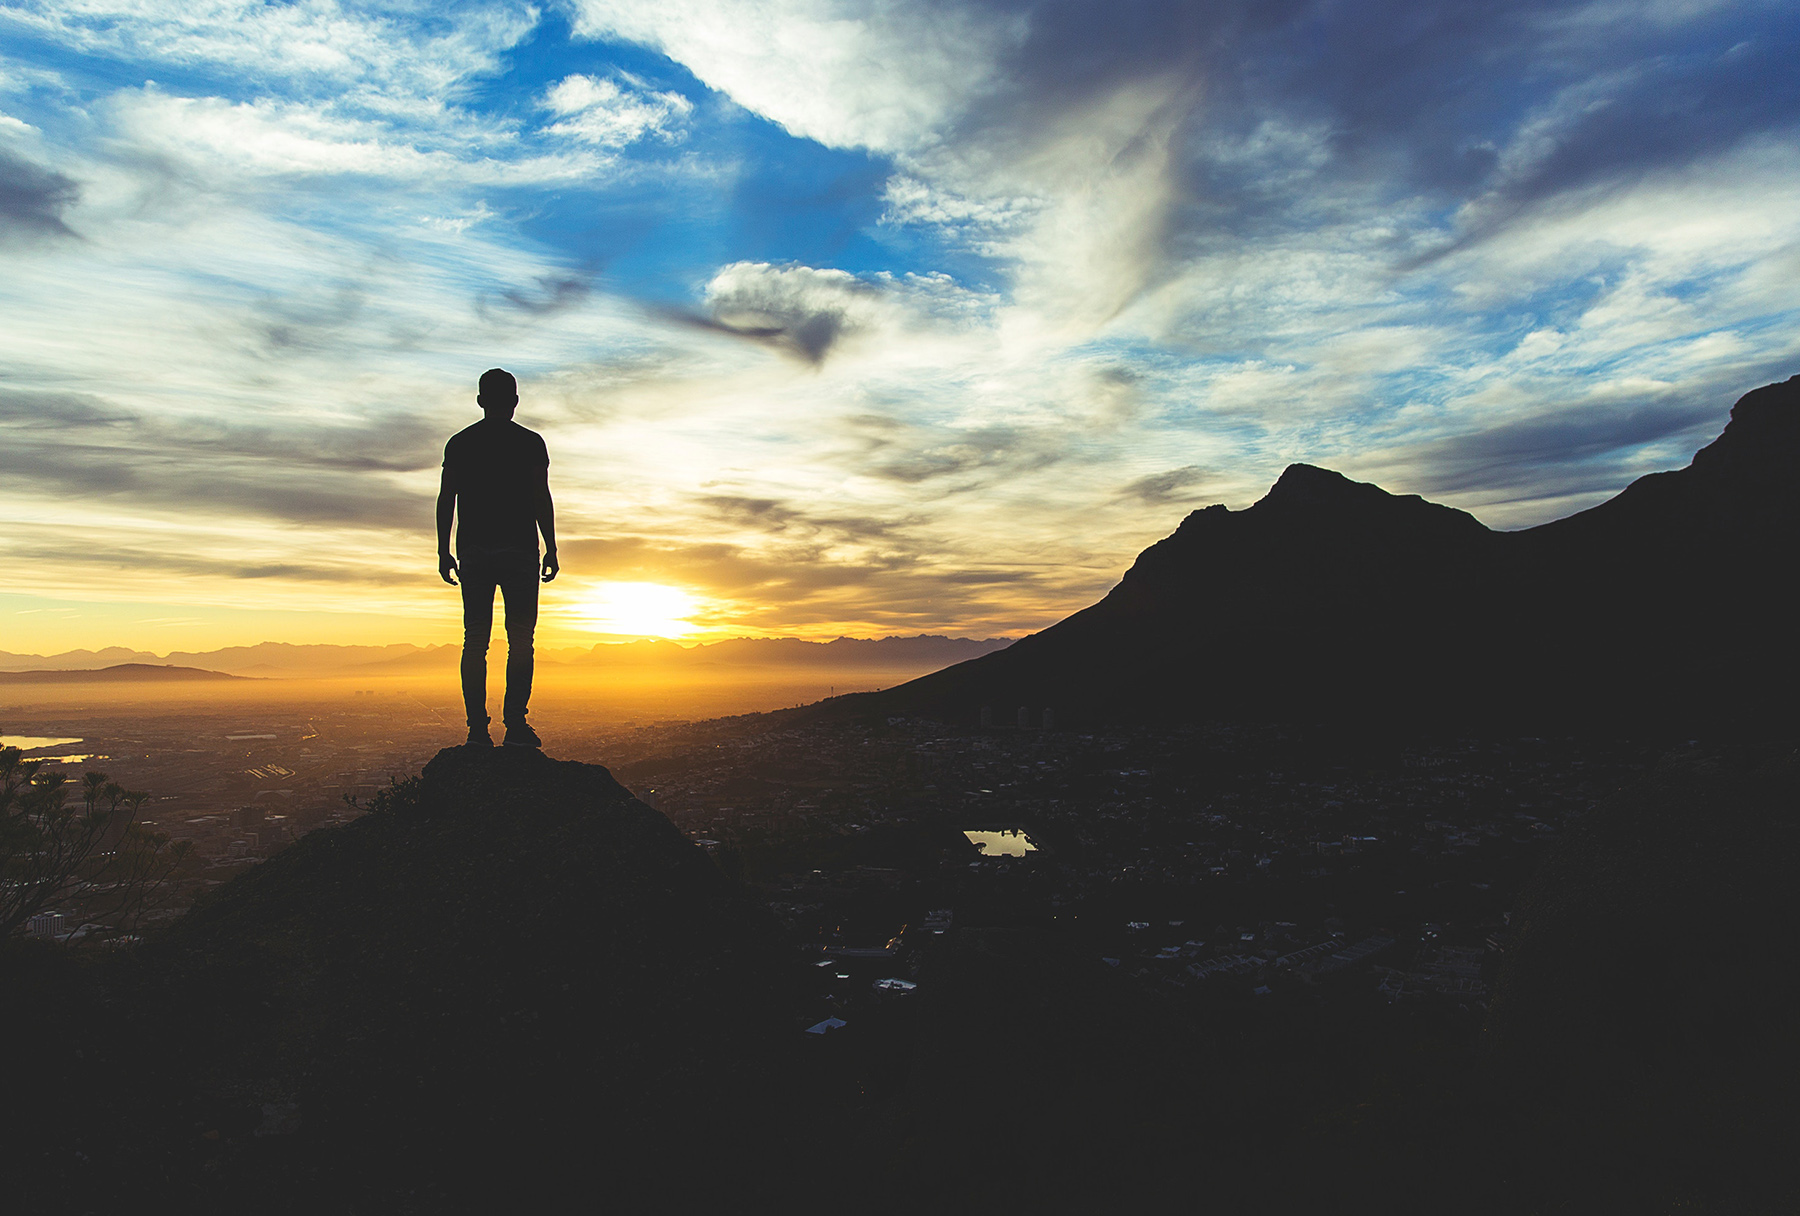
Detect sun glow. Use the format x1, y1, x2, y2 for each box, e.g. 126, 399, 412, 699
577, 582, 702, 639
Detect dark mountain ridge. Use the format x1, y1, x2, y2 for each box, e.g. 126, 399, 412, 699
840, 376, 1800, 732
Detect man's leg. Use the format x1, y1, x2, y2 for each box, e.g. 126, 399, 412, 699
498, 553, 540, 733
460, 562, 499, 732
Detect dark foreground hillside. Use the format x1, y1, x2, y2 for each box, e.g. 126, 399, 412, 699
1, 748, 825, 1213
1482, 743, 1800, 1212
881, 748, 1798, 1215
4, 742, 1795, 1213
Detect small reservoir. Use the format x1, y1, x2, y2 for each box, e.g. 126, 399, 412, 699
964, 828, 1039, 857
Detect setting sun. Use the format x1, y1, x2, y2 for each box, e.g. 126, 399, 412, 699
576, 582, 702, 639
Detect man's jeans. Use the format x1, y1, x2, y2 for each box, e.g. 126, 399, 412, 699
459, 549, 539, 728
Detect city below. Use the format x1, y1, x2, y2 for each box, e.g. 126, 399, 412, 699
3, 678, 1652, 1018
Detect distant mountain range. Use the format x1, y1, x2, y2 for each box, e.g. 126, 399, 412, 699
0, 635, 1012, 679
0, 663, 246, 684
0, 643, 428, 677
838, 375, 1800, 733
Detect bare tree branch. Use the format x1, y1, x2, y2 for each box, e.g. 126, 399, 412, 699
2, 746, 190, 943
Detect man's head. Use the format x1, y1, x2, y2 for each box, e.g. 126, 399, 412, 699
477, 368, 518, 419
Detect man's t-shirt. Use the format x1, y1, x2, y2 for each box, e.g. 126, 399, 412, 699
443, 418, 550, 557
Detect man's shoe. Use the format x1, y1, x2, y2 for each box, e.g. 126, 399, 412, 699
502, 721, 541, 749
465, 722, 492, 747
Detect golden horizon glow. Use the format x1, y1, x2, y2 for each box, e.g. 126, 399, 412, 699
574, 582, 703, 639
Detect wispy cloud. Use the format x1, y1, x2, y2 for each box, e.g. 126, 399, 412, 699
0, 0, 537, 94
542, 73, 692, 147
1121, 466, 1209, 505
566, 0, 1023, 154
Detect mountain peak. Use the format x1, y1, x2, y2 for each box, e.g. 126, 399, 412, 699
1257, 462, 1391, 510
1271, 461, 1354, 490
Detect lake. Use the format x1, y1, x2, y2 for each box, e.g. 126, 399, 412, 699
964, 828, 1038, 857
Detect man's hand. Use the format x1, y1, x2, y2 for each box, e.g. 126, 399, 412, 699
541, 550, 559, 583
439, 552, 459, 585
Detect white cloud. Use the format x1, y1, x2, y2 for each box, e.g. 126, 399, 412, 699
0, 0, 538, 95
107, 89, 606, 183
1443, 135, 1800, 308
541, 73, 692, 147
418, 202, 499, 234
985, 76, 1197, 334
565, 0, 1022, 153
0, 52, 65, 94
879, 173, 1035, 231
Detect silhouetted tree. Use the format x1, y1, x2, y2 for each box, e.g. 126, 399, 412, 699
0, 746, 192, 942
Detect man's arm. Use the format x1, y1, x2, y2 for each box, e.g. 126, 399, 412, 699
535, 470, 558, 583
436, 465, 458, 585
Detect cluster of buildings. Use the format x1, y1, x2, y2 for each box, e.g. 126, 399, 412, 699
3, 696, 456, 909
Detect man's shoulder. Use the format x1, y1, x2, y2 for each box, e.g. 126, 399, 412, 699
445, 420, 487, 450
506, 421, 550, 460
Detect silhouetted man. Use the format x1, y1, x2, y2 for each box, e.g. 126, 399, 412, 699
438, 368, 559, 748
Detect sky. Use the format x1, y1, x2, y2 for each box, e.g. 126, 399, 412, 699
3, 0, 1797, 653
